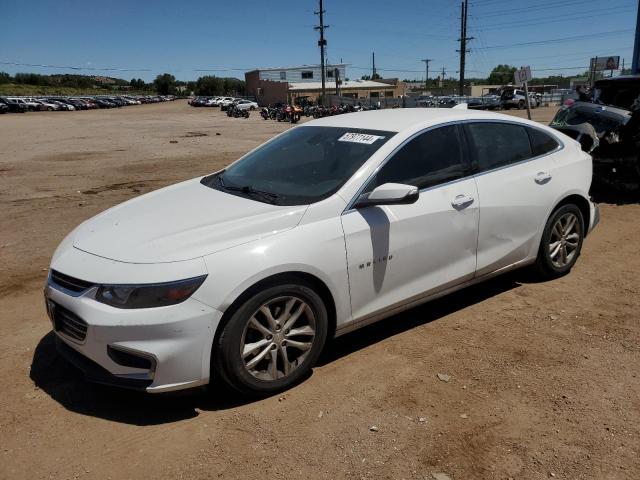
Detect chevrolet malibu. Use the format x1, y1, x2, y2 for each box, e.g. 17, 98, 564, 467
45, 109, 599, 395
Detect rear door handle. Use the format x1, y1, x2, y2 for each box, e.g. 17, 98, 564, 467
451, 194, 474, 210
535, 171, 552, 184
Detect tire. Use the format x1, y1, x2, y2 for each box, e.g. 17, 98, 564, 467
213, 280, 328, 396
518, 100, 525, 110
533, 204, 584, 279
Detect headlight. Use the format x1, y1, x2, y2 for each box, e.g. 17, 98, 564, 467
95, 275, 207, 309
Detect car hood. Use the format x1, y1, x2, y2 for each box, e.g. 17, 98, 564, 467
73, 178, 307, 264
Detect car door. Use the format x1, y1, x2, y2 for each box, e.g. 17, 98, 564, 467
341, 124, 480, 322
465, 121, 563, 276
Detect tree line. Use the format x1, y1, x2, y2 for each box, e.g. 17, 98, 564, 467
0, 71, 246, 96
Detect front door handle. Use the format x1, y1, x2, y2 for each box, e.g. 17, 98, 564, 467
535, 171, 552, 184
451, 194, 474, 210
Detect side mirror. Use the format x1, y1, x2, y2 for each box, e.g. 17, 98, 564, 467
354, 183, 419, 209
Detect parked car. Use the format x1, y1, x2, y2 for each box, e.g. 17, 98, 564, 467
45, 109, 598, 395
0, 97, 27, 113
19, 97, 42, 111
550, 75, 640, 190
0, 102, 8, 114
34, 99, 61, 111
219, 97, 236, 110
500, 88, 528, 110
7, 97, 32, 111
48, 99, 75, 111
234, 99, 258, 111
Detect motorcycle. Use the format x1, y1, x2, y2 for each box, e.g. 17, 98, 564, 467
232, 106, 250, 118
227, 103, 250, 118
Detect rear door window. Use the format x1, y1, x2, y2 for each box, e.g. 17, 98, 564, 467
465, 122, 533, 172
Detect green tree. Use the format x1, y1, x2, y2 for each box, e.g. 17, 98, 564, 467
222, 77, 245, 95
195, 76, 223, 96
0, 72, 11, 84
487, 65, 517, 85
153, 73, 177, 95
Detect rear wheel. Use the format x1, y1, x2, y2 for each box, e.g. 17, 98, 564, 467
518, 100, 525, 110
533, 204, 584, 279
213, 281, 328, 396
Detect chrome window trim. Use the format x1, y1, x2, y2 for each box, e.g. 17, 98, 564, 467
342, 119, 565, 214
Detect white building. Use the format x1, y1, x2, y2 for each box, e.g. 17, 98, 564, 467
246, 64, 348, 84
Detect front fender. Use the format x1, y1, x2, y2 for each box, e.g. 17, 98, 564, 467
193, 216, 352, 330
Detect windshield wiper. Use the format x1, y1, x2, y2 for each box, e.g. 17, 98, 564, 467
217, 175, 280, 204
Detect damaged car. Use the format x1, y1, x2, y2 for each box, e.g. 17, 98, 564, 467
550, 76, 640, 190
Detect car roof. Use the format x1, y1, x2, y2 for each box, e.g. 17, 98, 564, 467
303, 108, 540, 134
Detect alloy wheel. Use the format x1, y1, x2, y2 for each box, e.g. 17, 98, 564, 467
548, 212, 580, 268
240, 296, 316, 381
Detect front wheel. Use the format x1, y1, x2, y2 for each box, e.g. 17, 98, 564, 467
533, 204, 584, 279
213, 281, 328, 396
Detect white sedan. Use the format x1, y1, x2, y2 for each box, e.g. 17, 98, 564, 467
45, 109, 598, 395
234, 100, 259, 111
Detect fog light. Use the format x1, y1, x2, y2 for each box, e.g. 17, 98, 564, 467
107, 345, 155, 370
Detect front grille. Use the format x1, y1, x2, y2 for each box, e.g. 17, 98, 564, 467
52, 303, 88, 342
50, 270, 94, 294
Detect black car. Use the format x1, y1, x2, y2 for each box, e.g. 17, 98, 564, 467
550, 76, 640, 190
0, 97, 27, 113
93, 98, 115, 108
0, 102, 8, 114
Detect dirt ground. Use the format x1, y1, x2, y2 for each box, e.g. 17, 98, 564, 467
1, 101, 639, 480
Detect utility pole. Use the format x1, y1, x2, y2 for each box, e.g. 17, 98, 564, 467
457, 0, 473, 96
372, 52, 376, 79
421, 59, 431, 90
314, 0, 329, 104
633, 0, 640, 74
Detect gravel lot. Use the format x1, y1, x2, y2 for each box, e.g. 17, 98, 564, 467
1, 101, 639, 480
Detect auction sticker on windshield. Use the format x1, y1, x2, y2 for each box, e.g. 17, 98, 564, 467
338, 132, 385, 144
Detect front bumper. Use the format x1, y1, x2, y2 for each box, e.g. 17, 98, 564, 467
45, 281, 224, 393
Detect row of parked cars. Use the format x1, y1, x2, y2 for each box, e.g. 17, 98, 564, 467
415, 89, 542, 111
189, 96, 258, 111
0, 95, 176, 113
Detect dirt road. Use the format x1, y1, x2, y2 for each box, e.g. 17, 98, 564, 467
1, 101, 639, 480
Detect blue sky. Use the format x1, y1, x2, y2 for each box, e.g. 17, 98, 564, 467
1, 0, 638, 82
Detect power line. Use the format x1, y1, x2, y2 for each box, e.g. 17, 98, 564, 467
470, 6, 634, 31
476, 29, 635, 51
0, 61, 152, 72
471, 0, 629, 18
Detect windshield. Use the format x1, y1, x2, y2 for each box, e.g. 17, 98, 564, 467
593, 81, 640, 110
201, 126, 396, 206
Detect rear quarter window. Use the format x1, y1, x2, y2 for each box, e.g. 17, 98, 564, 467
528, 128, 560, 156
